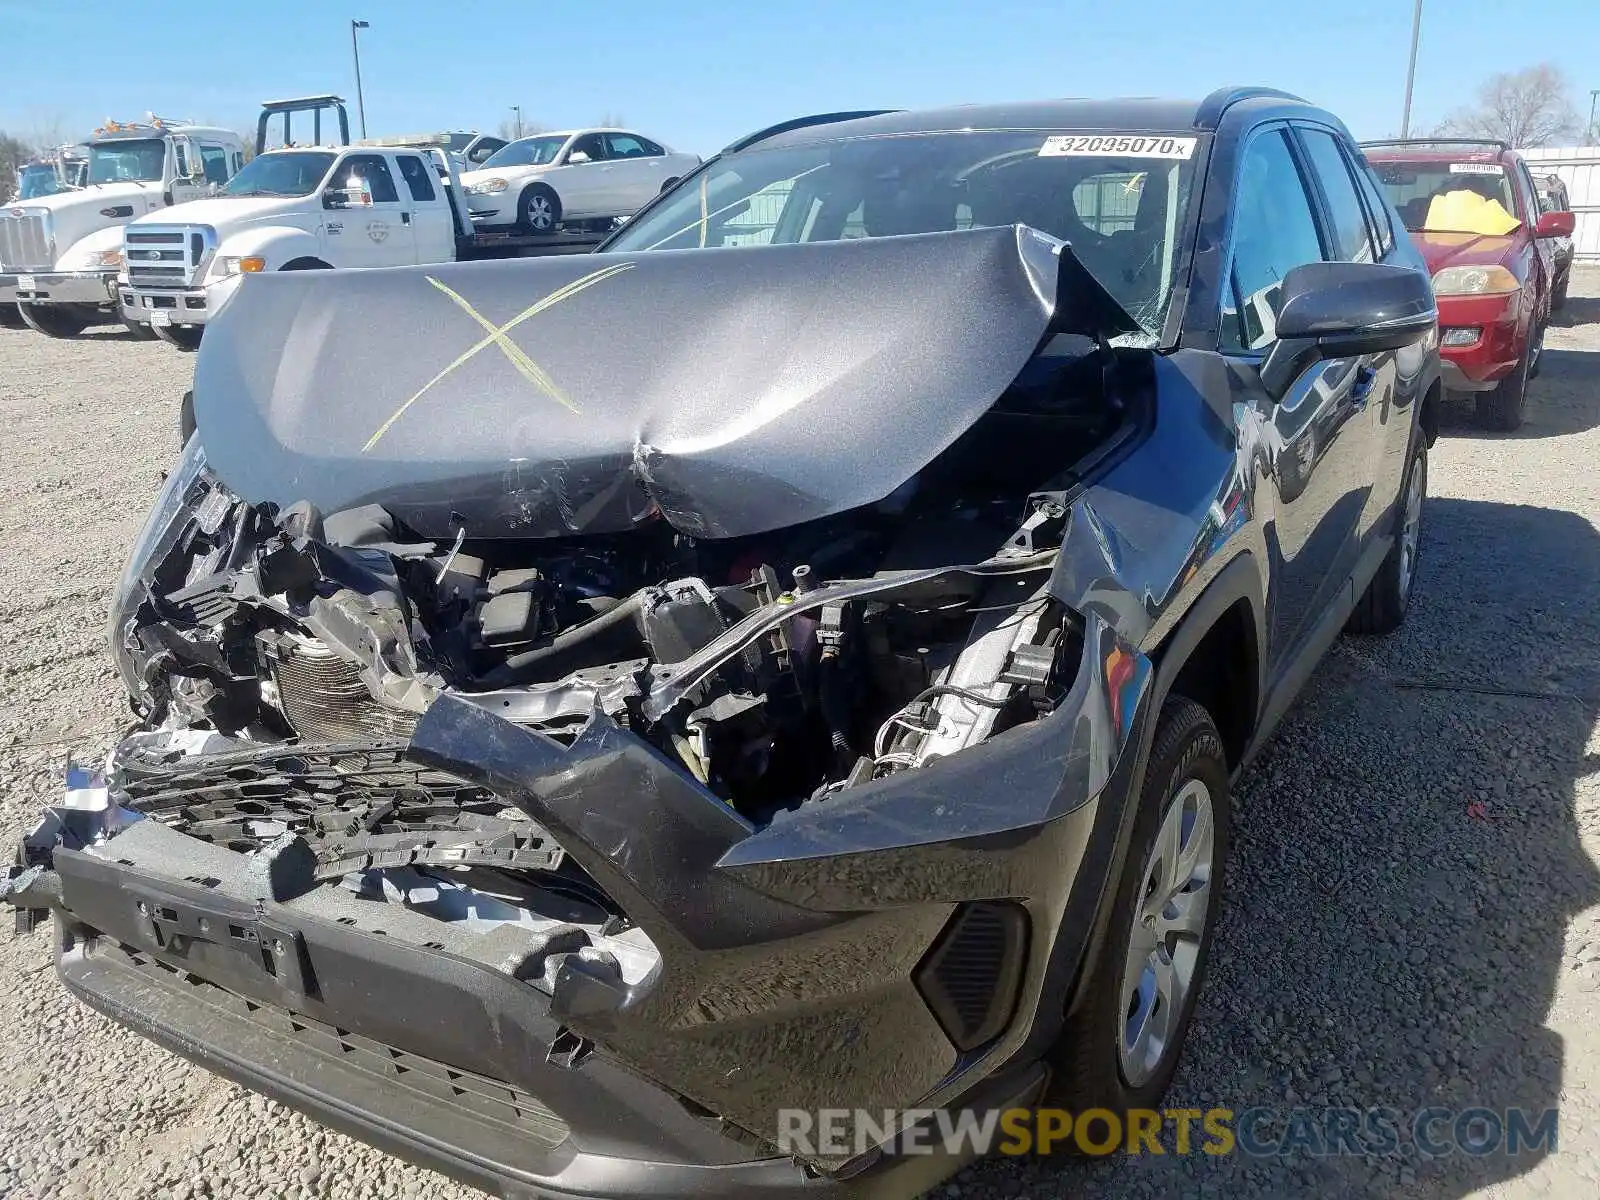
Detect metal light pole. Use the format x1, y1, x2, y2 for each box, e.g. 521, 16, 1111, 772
1400, 0, 1423, 138
1589, 90, 1599, 145
511, 105, 522, 139
350, 19, 370, 139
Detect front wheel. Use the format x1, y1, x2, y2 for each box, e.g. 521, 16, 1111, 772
154, 324, 204, 352
517, 184, 562, 234
1475, 326, 1538, 431
1347, 434, 1427, 635
122, 318, 158, 341
1046, 696, 1230, 1117
1552, 271, 1570, 312
17, 302, 88, 338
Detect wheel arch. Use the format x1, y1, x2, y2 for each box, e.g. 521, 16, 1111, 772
281, 256, 333, 271
1148, 552, 1268, 775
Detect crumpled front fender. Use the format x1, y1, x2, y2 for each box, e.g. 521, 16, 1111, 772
406, 611, 1153, 1153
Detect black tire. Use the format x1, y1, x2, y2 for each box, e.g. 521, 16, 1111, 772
154, 324, 204, 352
517, 183, 561, 234
16, 302, 89, 338
1475, 327, 1536, 431
1046, 696, 1230, 1120
1552, 271, 1570, 313
0, 302, 24, 329
1347, 432, 1427, 635
122, 318, 158, 341
179, 389, 196, 445
281, 258, 332, 271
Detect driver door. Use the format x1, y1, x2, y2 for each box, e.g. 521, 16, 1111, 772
558, 133, 612, 217
1221, 127, 1379, 684
167, 138, 209, 205
322, 153, 416, 268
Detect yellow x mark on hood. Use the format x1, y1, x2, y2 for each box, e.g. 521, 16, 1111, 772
362, 260, 637, 453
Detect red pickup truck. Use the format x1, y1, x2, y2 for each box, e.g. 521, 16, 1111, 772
1362, 139, 1575, 430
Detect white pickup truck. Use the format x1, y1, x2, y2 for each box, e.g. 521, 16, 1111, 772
0, 119, 244, 337
121, 125, 620, 349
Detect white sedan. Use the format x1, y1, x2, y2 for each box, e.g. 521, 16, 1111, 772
459, 129, 700, 233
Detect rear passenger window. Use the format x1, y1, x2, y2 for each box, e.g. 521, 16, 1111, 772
396, 154, 436, 202
1299, 128, 1374, 263
1224, 130, 1326, 352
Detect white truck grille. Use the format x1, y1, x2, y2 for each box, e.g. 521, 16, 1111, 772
0, 210, 54, 271
124, 225, 213, 287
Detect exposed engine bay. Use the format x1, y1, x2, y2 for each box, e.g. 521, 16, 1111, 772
113, 339, 1138, 835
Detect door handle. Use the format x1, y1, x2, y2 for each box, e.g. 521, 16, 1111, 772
401, 211, 411, 225
1351, 364, 1377, 410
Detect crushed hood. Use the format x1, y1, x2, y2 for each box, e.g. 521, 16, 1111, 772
193, 224, 1140, 540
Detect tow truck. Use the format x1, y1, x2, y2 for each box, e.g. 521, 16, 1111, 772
0, 117, 244, 337
120, 97, 614, 350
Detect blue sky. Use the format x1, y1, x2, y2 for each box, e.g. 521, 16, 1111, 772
3, 0, 1598, 154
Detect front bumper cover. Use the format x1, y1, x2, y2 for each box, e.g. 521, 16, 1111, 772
120, 283, 221, 328
16, 616, 1152, 1197
10, 269, 119, 307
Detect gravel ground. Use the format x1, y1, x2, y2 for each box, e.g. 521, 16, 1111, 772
2, 273, 1600, 1200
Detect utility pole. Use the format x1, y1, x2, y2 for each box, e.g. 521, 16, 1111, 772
1589, 90, 1599, 145
1400, 0, 1423, 138
350, 19, 370, 139
511, 105, 522, 139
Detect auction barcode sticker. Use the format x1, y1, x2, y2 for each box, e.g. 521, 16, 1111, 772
1449, 162, 1504, 175
1040, 134, 1197, 159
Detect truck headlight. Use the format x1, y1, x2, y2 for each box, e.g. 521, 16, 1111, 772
465, 177, 509, 195
210, 255, 266, 280
1431, 265, 1519, 296
89, 249, 124, 268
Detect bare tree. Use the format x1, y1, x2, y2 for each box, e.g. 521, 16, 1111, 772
596, 112, 625, 128
1437, 64, 1581, 148
495, 112, 547, 141
1, 130, 40, 192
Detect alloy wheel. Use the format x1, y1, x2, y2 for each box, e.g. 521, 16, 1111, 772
1397, 449, 1426, 602
1119, 778, 1215, 1086
527, 194, 555, 231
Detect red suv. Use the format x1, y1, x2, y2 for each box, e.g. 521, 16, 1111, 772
1362, 139, 1575, 430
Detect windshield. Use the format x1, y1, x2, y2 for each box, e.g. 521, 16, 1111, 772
480, 135, 568, 169
1371, 160, 1521, 233
222, 151, 336, 198
87, 138, 166, 184
605, 130, 1202, 334
18, 164, 63, 199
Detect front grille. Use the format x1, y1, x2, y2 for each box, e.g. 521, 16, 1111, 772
107, 943, 571, 1150
0, 210, 54, 270
268, 636, 419, 743
124, 224, 211, 287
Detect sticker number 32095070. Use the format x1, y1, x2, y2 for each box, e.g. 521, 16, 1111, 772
1039, 134, 1198, 159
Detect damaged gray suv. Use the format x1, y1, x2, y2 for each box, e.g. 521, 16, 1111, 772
7, 89, 1439, 1197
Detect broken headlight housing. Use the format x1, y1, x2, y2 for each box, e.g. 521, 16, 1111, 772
108, 438, 214, 708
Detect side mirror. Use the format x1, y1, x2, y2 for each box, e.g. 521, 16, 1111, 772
322, 189, 349, 210
1535, 209, 1575, 239
567, 150, 592, 165
1260, 261, 1437, 399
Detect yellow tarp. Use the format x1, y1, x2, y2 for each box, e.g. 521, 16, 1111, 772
1423, 188, 1520, 236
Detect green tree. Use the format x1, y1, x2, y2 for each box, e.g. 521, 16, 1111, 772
1, 130, 39, 195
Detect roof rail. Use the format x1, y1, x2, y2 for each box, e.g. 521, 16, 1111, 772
1194, 86, 1308, 129
723, 110, 899, 153
1358, 137, 1510, 153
